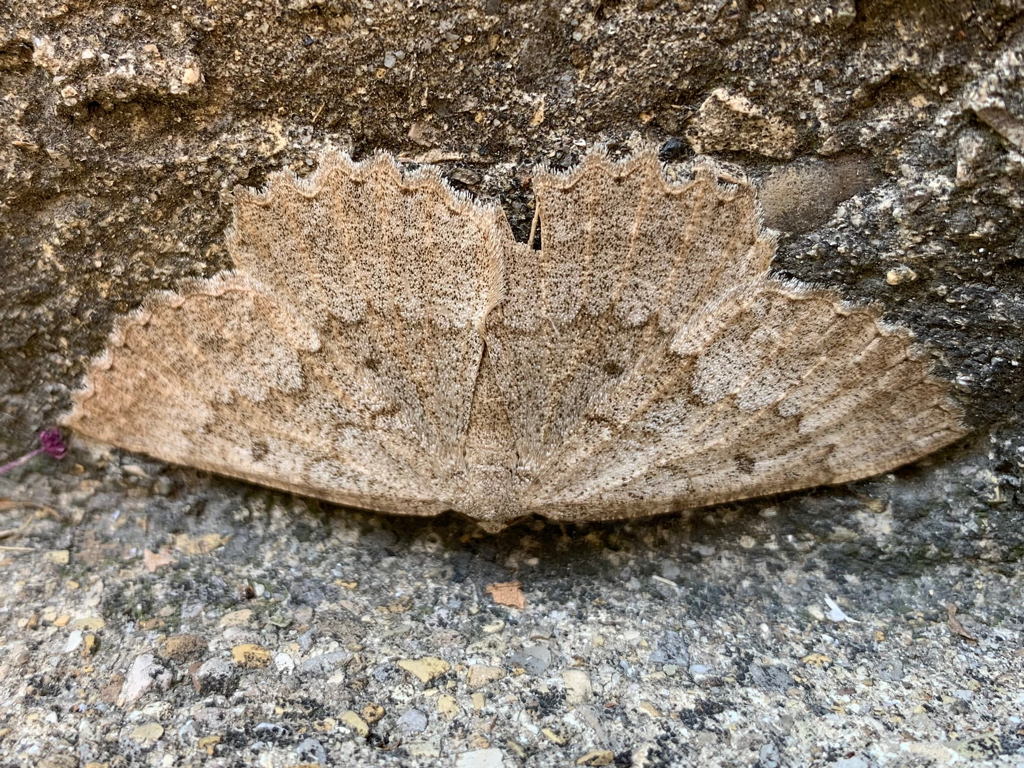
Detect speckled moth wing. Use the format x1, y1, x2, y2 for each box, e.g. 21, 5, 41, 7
66, 154, 507, 518
482, 150, 966, 522
65, 147, 967, 527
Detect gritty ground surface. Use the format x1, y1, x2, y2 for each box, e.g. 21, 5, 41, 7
1, 466, 1023, 768
1, 0, 1023, 766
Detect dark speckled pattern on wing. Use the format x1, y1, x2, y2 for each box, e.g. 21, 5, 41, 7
65, 149, 967, 527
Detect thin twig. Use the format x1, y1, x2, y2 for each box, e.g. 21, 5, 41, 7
0, 499, 56, 511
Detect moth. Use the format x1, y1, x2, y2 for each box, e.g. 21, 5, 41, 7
64, 148, 966, 529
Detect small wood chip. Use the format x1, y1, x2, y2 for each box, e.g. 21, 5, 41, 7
486, 581, 525, 610
143, 548, 174, 573
576, 750, 615, 766
173, 533, 228, 555
46, 549, 70, 564
542, 727, 566, 744
946, 603, 979, 643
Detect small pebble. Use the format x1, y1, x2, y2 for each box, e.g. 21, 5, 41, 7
64, 630, 83, 653
159, 634, 207, 662
231, 644, 271, 668
130, 722, 163, 745
562, 669, 592, 704
437, 694, 459, 719
340, 710, 369, 736
396, 708, 428, 735
886, 265, 918, 285
398, 657, 449, 683
507, 646, 551, 676
219, 608, 253, 627
467, 664, 504, 689
120, 654, 170, 705
456, 748, 505, 768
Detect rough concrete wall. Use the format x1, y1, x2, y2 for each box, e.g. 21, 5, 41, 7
1, 1, 1022, 767
3, 0, 1023, 435
4, 0, 1021, 553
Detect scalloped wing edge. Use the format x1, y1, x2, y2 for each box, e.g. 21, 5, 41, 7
764, 276, 967, 430
61, 271, 321, 432
224, 148, 508, 332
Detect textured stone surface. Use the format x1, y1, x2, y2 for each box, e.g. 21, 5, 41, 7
1, 490, 1022, 766
1, 0, 1022, 766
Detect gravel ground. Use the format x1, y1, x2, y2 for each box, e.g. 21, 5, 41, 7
1, 0, 1023, 766
1, 463, 1022, 768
